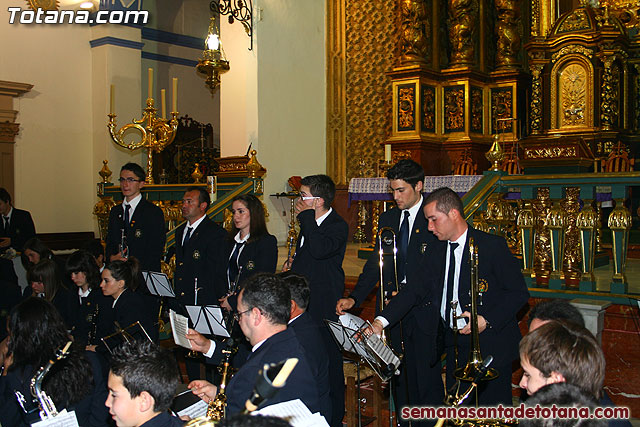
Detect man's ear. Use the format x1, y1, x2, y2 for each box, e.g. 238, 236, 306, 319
414, 180, 424, 193
548, 371, 566, 385
137, 391, 155, 413
290, 300, 297, 316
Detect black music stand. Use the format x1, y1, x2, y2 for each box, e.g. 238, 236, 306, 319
142, 271, 175, 297
101, 321, 153, 355
185, 305, 230, 338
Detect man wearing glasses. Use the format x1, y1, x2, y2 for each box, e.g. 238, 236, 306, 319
105, 162, 166, 273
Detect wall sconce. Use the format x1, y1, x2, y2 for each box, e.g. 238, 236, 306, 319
196, 17, 230, 95
210, 0, 253, 50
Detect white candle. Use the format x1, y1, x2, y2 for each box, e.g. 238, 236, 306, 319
110, 84, 115, 114
148, 68, 153, 99
161, 89, 166, 119
385, 144, 392, 162
172, 78, 178, 112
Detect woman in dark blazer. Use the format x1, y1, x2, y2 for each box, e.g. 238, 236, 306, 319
221, 194, 278, 308
24, 259, 74, 328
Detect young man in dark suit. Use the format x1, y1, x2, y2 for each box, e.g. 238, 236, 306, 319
188, 274, 323, 416
0, 187, 36, 252
284, 174, 347, 427
173, 187, 227, 308
373, 187, 529, 406
105, 163, 166, 273
336, 159, 439, 423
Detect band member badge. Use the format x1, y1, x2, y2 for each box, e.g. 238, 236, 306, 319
420, 243, 428, 254
246, 260, 255, 271
135, 229, 142, 238
193, 250, 201, 260
479, 278, 489, 293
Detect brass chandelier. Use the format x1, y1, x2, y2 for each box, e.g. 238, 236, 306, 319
196, 17, 230, 95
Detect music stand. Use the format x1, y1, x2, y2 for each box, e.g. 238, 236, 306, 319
100, 321, 153, 355
142, 271, 175, 297
185, 305, 230, 338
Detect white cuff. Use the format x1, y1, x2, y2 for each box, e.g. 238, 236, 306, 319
374, 316, 389, 328
203, 339, 216, 358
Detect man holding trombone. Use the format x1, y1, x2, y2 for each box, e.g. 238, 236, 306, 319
336, 159, 440, 424
371, 187, 529, 408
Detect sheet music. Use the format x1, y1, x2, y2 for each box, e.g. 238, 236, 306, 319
339, 313, 366, 331
325, 320, 371, 362
170, 310, 192, 349
31, 410, 80, 427
176, 399, 208, 419
254, 399, 330, 427
142, 271, 175, 297
185, 305, 230, 338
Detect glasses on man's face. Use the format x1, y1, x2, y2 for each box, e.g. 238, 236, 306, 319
233, 308, 252, 322
118, 177, 142, 183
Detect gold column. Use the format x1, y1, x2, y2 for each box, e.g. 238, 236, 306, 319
517, 200, 535, 277
576, 200, 597, 289
608, 199, 631, 293
545, 200, 566, 288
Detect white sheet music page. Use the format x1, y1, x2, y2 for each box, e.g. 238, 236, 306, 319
254, 399, 330, 427
177, 399, 208, 419
31, 410, 80, 427
170, 309, 192, 349
338, 312, 366, 330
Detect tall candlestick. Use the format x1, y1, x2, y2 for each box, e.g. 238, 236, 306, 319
172, 78, 178, 112
110, 84, 115, 114
148, 68, 153, 99
161, 89, 166, 119
385, 144, 392, 162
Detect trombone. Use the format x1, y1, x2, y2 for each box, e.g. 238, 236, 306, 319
377, 227, 400, 345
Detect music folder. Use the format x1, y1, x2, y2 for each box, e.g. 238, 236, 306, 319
185, 305, 230, 338
142, 271, 175, 298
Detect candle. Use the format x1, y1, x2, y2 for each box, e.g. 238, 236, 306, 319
172, 77, 178, 112
385, 144, 392, 162
148, 68, 153, 99
161, 89, 166, 119
110, 84, 115, 114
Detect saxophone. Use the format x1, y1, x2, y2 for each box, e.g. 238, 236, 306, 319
30, 340, 73, 420
205, 340, 237, 420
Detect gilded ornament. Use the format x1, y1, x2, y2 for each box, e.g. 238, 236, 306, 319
529, 63, 545, 133
576, 204, 598, 229
560, 64, 587, 127
444, 87, 465, 132
491, 88, 513, 133
246, 260, 255, 271
525, 146, 577, 159
486, 135, 506, 172
99, 160, 112, 184
193, 250, 201, 260
551, 45, 593, 63
557, 9, 591, 33
246, 150, 263, 178
93, 196, 116, 242
478, 279, 489, 292
398, 87, 416, 129
608, 202, 632, 229
420, 243, 428, 254
533, 188, 552, 281
448, 0, 477, 65
530, 0, 539, 36
599, 56, 619, 130
399, 0, 430, 64
421, 85, 436, 132
135, 229, 142, 238
191, 163, 204, 183
517, 205, 534, 228
561, 188, 582, 285
545, 204, 565, 229
471, 87, 483, 133
495, 0, 521, 68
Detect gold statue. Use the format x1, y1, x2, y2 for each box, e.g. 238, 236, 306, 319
399, 0, 430, 65
448, 0, 477, 65
495, 0, 521, 68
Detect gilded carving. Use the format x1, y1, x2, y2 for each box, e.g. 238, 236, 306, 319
600, 56, 619, 129
495, 0, 521, 68
444, 86, 465, 132
448, 0, 477, 65
561, 187, 582, 285
532, 188, 552, 283
491, 88, 513, 134
635, 64, 640, 131
218, 162, 247, 172
530, 0, 539, 37
557, 9, 591, 33
343, 0, 396, 180
398, 86, 416, 130
525, 146, 577, 159
551, 45, 593, 63
471, 86, 483, 133
529, 64, 544, 133
421, 85, 436, 132
559, 64, 587, 127
399, 0, 430, 64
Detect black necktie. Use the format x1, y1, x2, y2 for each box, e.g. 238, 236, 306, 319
1, 216, 8, 235
446, 242, 459, 327
397, 210, 410, 282
228, 242, 245, 286
123, 204, 131, 226
183, 227, 193, 246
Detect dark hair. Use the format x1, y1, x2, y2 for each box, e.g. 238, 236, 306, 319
0, 187, 11, 204
279, 272, 310, 311
520, 321, 605, 399
241, 273, 291, 326
8, 297, 93, 409
27, 259, 65, 301
21, 237, 54, 269
104, 257, 140, 291
65, 250, 102, 290
300, 174, 336, 208
386, 159, 425, 188
424, 187, 464, 216
521, 383, 606, 427
230, 194, 269, 242
185, 186, 211, 210
83, 239, 105, 262
120, 162, 146, 181
528, 299, 585, 328
110, 340, 179, 413
220, 414, 292, 427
